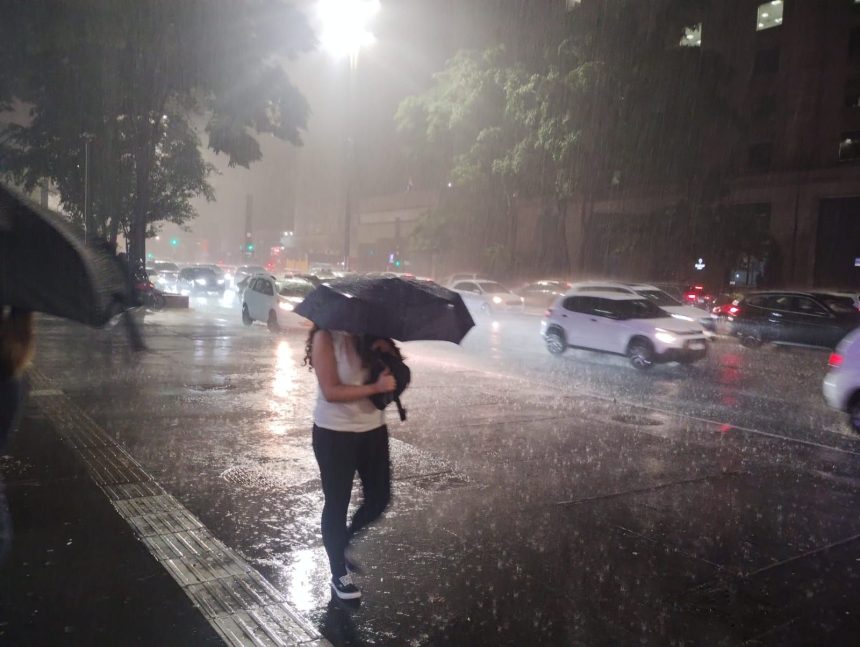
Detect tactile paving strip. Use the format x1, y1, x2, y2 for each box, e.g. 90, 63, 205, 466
28, 368, 326, 646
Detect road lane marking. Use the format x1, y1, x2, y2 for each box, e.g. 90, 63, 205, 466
27, 368, 328, 647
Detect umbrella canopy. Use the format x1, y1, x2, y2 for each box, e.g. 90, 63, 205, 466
294, 275, 475, 343
0, 184, 132, 327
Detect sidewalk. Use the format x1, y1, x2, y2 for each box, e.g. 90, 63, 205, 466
0, 399, 224, 645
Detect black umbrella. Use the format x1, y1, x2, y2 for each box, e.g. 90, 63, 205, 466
294, 275, 475, 343
0, 184, 133, 327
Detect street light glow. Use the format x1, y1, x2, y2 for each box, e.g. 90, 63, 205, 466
318, 0, 380, 60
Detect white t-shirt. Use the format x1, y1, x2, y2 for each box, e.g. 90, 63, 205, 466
313, 331, 385, 432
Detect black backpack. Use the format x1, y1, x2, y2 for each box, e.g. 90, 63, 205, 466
366, 349, 411, 421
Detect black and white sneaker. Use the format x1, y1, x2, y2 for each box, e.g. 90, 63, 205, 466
331, 573, 361, 600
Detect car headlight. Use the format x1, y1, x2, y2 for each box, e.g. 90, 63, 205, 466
492, 296, 503, 304
194, 278, 206, 285
216, 279, 224, 284
655, 330, 677, 344
278, 301, 294, 312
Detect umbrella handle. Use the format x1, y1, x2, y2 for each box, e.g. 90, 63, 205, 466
395, 396, 407, 422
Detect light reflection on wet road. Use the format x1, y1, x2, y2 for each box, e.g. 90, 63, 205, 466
29, 298, 860, 645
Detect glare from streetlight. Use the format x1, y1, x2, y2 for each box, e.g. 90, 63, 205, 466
317, 0, 380, 60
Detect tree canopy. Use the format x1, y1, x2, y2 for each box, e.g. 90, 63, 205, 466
396, 0, 735, 276
0, 0, 313, 264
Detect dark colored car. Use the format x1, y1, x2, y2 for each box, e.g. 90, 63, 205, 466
730, 291, 860, 349
177, 267, 226, 296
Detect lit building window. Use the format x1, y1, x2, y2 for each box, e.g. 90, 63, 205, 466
756, 1, 784, 31
680, 23, 702, 47
838, 131, 860, 161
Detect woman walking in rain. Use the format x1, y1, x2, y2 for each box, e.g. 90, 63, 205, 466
304, 326, 397, 601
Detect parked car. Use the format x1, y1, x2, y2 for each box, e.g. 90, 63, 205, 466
823, 327, 860, 433
242, 275, 313, 332
541, 292, 708, 369
177, 266, 226, 296
518, 280, 571, 309
730, 291, 860, 349
450, 279, 524, 314
567, 281, 715, 334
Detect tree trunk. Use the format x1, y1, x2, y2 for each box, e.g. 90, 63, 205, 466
129, 129, 156, 269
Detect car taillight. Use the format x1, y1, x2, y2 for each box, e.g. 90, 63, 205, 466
728, 306, 739, 315
685, 293, 697, 301
828, 353, 843, 368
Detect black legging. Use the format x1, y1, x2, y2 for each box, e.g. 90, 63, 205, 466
312, 424, 391, 577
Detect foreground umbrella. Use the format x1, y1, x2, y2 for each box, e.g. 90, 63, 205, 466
0, 184, 132, 327
294, 275, 475, 343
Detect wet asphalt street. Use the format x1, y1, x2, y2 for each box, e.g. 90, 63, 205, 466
21, 294, 860, 645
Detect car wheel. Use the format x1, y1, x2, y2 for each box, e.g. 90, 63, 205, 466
628, 338, 654, 370
242, 304, 253, 326
739, 329, 763, 348
849, 393, 860, 434
267, 310, 280, 333
545, 329, 566, 355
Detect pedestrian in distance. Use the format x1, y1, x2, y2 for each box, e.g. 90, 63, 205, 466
304, 325, 398, 602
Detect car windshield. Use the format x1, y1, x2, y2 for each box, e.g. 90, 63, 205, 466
613, 298, 668, 319
636, 289, 681, 307
819, 295, 857, 314
478, 282, 509, 294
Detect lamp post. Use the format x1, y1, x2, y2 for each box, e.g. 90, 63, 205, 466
317, 0, 379, 270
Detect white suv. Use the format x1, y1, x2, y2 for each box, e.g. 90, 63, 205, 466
823, 327, 860, 433
541, 292, 708, 369
567, 281, 715, 335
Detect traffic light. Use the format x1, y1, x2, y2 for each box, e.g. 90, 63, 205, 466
246, 242, 254, 252
170, 238, 178, 247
